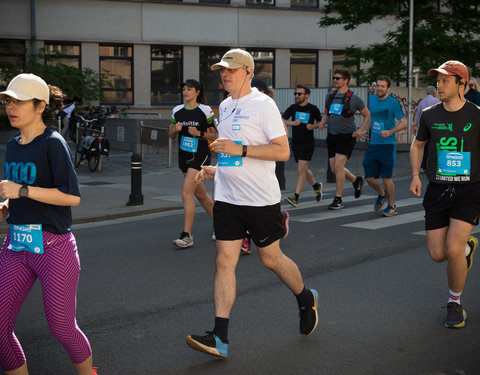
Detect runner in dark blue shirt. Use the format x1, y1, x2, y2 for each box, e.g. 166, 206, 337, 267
0, 73, 93, 374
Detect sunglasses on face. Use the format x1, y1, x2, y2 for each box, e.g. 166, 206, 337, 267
1, 98, 24, 105
333, 76, 344, 81
294, 92, 305, 96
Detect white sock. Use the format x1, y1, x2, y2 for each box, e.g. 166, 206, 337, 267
448, 289, 462, 305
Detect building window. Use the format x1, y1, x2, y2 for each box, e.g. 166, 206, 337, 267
250, 49, 275, 88
291, 0, 318, 8
151, 46, 182, 105
100, 45, 133, 104
0, 39, 26, 87
246, 0, 275, 6
332, 50, 358, 86
44, 42, 81, 68
290, 50, 317, 87
200, 47, 230, 106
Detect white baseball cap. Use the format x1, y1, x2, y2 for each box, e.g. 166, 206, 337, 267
0, 73, 50, 104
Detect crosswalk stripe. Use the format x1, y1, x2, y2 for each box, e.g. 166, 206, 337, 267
412, 226, 480, 236
290, 197, 422, 223
281, 194, 376, 212
343, 211, 425, 229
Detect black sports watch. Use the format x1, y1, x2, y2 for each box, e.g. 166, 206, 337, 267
19, 184, 29, 198
242, 145, 248, 157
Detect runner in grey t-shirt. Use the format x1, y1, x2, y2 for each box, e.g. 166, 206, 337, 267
317, 69, 370, 210
326, 94, 365, 134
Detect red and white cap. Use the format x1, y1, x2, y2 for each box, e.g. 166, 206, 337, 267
428, 60, 469, 84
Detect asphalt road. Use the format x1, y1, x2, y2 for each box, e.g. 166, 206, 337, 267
9, 176, 480, 375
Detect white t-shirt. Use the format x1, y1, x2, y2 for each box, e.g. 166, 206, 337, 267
63, 103, 76, 118
214, 88, 286, 206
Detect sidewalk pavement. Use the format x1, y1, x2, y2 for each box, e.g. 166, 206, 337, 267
0, 141, 413, 232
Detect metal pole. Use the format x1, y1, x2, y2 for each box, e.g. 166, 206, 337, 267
30, 0, 36, 54
407, 0, 414, 143
140, 121, 144, 161
168, 136, 172, 168
74, 122, 79, 166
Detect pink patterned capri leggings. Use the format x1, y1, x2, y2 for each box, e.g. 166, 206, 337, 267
0, 230, 92, 371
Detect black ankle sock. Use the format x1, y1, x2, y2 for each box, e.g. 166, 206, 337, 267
214, 317, 229, 343
294, 193, 299, 199
295, 287, 313, 308
312, 182, 320, 190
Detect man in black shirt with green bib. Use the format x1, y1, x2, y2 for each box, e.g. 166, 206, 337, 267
410, 60, 479, 329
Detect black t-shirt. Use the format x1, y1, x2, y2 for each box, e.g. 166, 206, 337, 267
282, 103, 321, 143
417, 101, 480, 184
171, 104, 215, 155
4, 127, 81, 234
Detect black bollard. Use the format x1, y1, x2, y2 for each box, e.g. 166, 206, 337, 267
129, 153, 144, 206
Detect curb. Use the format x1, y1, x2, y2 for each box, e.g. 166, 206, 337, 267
0, 206, 184, 234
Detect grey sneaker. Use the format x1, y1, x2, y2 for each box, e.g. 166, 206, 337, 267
383, 205, 398, 217
444, 302, 466, 328
173, 231, 193, 248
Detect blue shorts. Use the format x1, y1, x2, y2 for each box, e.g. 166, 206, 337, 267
362, 144, 396, 178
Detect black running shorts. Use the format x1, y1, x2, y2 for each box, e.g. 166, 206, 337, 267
326, 133, 357, 159
178, 150, 211, 173
213, 201, 285, 248
292, 140, 314, 162
423, 182, 480, 230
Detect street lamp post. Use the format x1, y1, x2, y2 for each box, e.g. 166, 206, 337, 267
407, 0, 414, 143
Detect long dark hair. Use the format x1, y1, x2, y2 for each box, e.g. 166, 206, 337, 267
183, 79, 207, 105
33, 84, 65, 126
197, 82, 207, 105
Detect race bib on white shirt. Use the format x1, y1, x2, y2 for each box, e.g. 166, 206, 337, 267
217, 141, 243, 167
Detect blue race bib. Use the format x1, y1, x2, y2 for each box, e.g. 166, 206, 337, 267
217, 141, 243, 167
8, 224, 44, 254
438, 151, 471, 175
372, 121, 384, 134
295, 112, 310, 124
329, 103, 344, 115
180, 136, 198, 153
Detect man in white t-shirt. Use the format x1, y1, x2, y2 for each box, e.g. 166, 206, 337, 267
186, 49, 318, 358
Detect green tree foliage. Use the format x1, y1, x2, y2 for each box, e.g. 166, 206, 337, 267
319, 1, 480, 84
0, 41, 108, 102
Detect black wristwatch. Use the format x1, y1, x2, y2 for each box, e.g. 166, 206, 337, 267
19, 184, 29, 198
200, 130, 204, 138
242, 145, 248, 157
